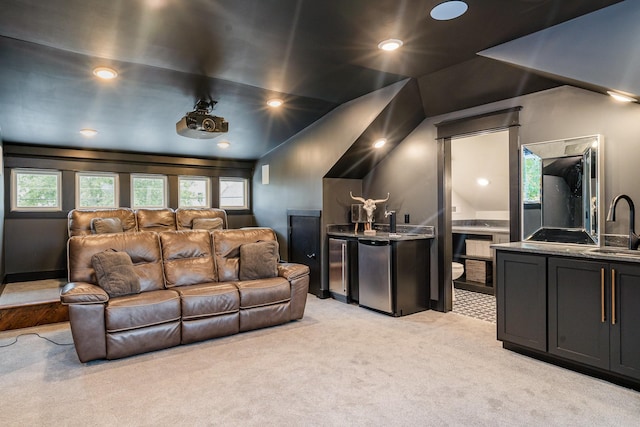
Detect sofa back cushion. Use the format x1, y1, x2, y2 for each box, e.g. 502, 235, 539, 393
68, 232, 165, 292
175, 208, 228, 230
91, 217, 124, 234
68, 208, 137, 237
136, 208, 176, 232
213, 227, 278, 282
159, 230, 217, 287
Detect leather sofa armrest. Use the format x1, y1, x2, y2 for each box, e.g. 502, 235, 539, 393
277, 262, 310, 280
60, 282, 109, 305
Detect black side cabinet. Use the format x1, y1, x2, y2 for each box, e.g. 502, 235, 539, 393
287, 210, 323, 297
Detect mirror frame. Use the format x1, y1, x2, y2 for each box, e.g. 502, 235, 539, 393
520, 134, 603, 246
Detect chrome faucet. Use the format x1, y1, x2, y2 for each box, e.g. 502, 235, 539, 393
607, 194, 640, 250
384, 208, 397, 234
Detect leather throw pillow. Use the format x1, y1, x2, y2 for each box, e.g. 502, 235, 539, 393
192, 217, 224, 231
91, 217, 124, 234
91, 249, 141, 297
239, 241, 279, 280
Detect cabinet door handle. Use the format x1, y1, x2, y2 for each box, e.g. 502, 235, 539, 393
611, 269, 616, 325
601, 268, 605, 323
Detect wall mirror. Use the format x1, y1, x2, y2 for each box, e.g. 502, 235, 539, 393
521, 135, 602, 245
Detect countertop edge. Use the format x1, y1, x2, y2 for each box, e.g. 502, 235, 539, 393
493, 242, 640, 264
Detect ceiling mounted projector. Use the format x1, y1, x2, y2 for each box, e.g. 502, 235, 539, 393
176, 99, 229, 139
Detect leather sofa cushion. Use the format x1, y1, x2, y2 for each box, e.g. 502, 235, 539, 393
160, 230, 217, 287
239, 241, 279, 280
192, 217, 224, 231
236, 277, 290, 309
91, 217, 124, 234
68, 232, 166, 292
136, 208, 176, 232
176, 208, 227, 230
105, 289, 180, 333
175, 283, 239, 319
68, 208, 137, 237
91, 250, 140, 297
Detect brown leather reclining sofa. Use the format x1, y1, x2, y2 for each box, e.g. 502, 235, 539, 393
67, 207, 229, 236
60, 227, 310, 362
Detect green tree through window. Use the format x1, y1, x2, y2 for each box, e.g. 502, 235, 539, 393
14, 170, 61, 208
522, 149, 541, 203
132, 175, 166, 208
77, 173, 117, 208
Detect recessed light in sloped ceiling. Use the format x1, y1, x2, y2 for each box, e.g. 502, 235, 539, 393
478, 2, 640, 100
430, 1, 468, 21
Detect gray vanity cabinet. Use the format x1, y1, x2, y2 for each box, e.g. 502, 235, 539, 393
497, 247, 640, 384
548, 258, 609, 369
609, 263, 640, 380
548, 258, 640, 380
496, 252, 547, 351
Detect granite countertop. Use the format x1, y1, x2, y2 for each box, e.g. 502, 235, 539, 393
493, 241, 640, 264
451, 220, 509, 235
327, 224, 435, 241
452, 225, 510, 234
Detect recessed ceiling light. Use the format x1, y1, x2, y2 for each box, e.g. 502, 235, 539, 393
373, 138, 387, 148
217, 141, 230, 149
267, 98, 283, 108
607, 91, 637, 103
430, 1, 468, 21
476, 178, 490, 186
377, 39, 403, 51
79, 128, 98, 137
92, 66, 118, 80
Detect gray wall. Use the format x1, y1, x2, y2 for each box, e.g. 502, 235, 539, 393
253, 81, 407, 241
252, 80, 409, 294
362, 85, 640, 301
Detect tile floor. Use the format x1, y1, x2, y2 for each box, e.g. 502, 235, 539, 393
452, 288, 496, 324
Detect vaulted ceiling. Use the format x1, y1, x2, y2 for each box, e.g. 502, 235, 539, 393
0, 0, 625, 160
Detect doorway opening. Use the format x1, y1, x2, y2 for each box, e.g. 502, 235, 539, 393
450, 130, 510, 323
435, 107, 521, 312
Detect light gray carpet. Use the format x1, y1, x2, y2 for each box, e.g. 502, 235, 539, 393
1, 295, 638, 426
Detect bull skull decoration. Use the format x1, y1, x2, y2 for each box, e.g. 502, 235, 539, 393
350, 192, 389, 232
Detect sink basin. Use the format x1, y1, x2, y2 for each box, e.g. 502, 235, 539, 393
588, 247, 640, 258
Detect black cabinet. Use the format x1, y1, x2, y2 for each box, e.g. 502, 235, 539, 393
496, 252, 546, 352
288, 210, 323, 297
548, 258, 640, 380
610, 263, 640, 380
497, 249, 640, 385
548, 258, 609, 369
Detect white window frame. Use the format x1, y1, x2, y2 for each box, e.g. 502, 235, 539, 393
130, 174, 168, 209
75, 171, 119, 209
219, 177, 249, 210
11, 168, 62, 212
178, 176, 211, 208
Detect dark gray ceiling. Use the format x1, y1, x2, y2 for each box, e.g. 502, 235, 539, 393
0, 0, 622, 160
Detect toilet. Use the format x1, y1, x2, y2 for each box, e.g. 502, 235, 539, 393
452, 262, 464, 301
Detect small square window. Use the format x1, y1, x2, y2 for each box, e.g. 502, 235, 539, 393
179, 176, 211, 208
76, 172, 119, 209
220, 178, 248, 209
131, 174, 168, 209
11, 169, 62, 212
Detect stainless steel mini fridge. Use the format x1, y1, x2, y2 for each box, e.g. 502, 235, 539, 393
329, 238, 349, 302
